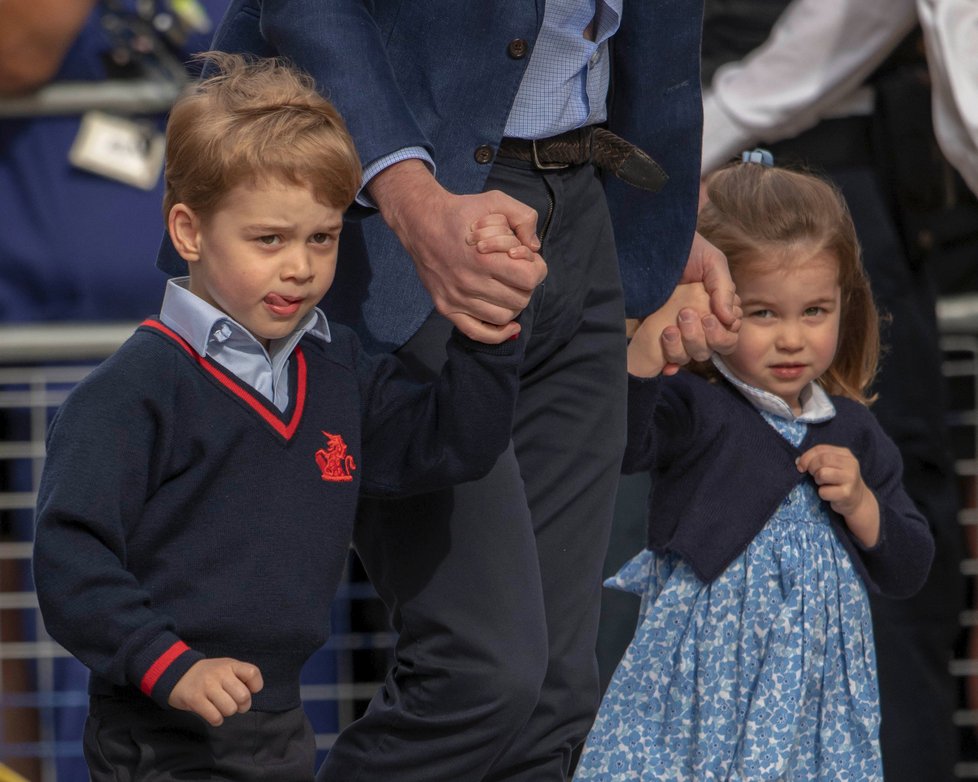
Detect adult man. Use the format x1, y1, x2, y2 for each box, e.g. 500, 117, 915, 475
160, 2, 739, 779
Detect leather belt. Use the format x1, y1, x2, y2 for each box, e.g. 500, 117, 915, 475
496, 126, 668, 192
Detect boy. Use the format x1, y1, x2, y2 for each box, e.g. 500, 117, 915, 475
32, 52, 532, 781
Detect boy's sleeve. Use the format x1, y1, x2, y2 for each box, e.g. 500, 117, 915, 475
353, 328, 525, 496
31, 360, 203, 707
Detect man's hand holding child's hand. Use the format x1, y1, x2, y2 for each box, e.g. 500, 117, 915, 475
467, 216, 740, 373
626, 283, 713, 377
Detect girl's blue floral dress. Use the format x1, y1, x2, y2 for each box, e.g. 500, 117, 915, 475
575, 383, 883, 781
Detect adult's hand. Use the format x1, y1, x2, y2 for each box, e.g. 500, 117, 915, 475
660, 231, 741, 368
368, 159, 548, 343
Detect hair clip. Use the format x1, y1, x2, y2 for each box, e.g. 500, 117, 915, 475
741, 148, 774, 167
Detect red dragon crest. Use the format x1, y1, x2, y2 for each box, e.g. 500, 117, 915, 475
315, 431, 356, 482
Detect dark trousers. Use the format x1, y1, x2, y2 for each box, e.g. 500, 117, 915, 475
318, 159, 627, 781
84, 695, 316, 781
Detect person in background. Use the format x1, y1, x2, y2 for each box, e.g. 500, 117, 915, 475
156, 3, 741, 779
915, 0, 978, 296
917, 0, 978, 198
578, 157, 934, 781
918, 0, 978, 761
0, 0, 225, 323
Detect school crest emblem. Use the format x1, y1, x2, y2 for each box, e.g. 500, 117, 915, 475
315, 431, 356, 482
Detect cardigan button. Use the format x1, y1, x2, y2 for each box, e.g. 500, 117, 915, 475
474, 144, 495, 164
507, 38, 529, 59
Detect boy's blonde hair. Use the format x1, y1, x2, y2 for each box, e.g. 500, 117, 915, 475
699, 161, 880, 404
163, 51, 361, 219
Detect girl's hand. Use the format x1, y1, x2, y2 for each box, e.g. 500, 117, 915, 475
796, 444, 880, 547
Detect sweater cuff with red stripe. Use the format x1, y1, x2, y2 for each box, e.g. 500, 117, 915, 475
128, 632, 205, 707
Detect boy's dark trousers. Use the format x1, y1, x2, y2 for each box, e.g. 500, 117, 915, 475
84, 694, 316, 781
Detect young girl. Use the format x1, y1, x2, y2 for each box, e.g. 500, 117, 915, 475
571, 156, 935, 780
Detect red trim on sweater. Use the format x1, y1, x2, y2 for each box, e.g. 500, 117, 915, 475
140, 640, 190, 696
141, 319, 306, 440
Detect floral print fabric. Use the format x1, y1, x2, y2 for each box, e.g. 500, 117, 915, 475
575, 413, 882, 781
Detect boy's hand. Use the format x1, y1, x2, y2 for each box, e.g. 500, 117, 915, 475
797, 444, 880, 547
627, 283, 712, 377
168, 658, 264, 727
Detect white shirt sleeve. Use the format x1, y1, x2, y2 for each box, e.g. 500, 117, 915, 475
918, 0, 978, 196
701, 0, 917, 173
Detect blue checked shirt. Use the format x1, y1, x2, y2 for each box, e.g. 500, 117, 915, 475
359, 0, 622, 204
504, 0, 622, 139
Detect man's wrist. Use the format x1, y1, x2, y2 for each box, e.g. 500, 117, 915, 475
358, 148, 434, 208
368, 159, 444, 232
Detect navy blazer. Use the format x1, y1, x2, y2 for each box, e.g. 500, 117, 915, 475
185, 1, 705, 352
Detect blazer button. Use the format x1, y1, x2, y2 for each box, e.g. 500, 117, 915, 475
474, 145, 494, 164
507, 38, 529, 59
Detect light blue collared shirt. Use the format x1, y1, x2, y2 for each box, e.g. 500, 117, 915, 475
159, 278, 331, 412
357, 1, 622, 206
504, 0, 622, 139
711, 355, 836, 424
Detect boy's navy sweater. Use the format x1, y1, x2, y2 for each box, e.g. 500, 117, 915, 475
624, 371, 935, 598
33, 319, 523, 712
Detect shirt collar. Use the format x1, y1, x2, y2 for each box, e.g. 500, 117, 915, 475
159, 277, 331, 359
711, 355, 835, 423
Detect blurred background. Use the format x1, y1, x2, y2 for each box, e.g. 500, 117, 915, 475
2, 1, 978, 780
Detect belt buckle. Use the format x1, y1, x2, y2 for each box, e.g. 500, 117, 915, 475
531, 139, 570, 170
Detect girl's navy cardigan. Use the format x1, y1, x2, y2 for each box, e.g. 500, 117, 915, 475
33, 319, 523, 712
624, 371, 935, 598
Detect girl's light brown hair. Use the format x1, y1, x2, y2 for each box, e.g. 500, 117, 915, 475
163, 51, 361, 220
698, 161, 880, 404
